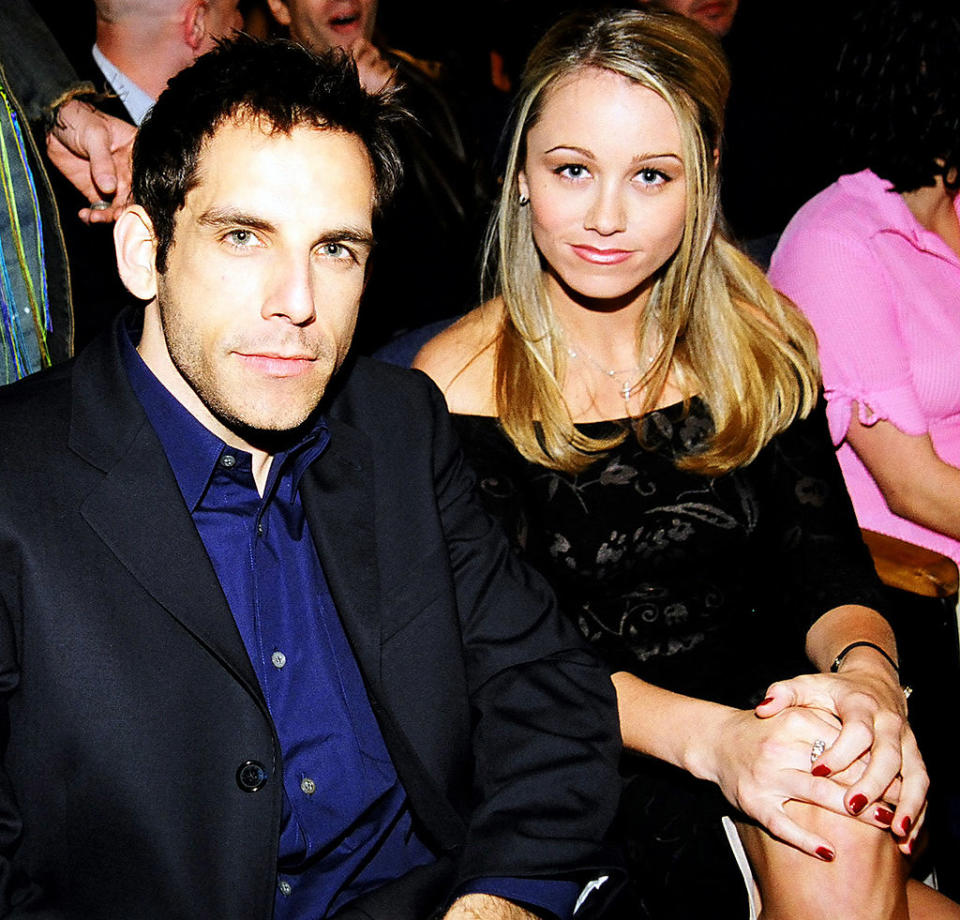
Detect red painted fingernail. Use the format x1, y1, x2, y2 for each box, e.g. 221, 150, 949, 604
901, 816, 912, 836
849, 794, 868, 814
760, 697, 774, 706
875, 807, 894, 825
816, 846, 835, 862
812, 764, 831, 777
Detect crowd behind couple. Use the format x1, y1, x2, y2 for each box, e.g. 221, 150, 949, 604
1, 1, 959, 919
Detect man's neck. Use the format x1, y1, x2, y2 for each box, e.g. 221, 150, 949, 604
94, 22, 186, 101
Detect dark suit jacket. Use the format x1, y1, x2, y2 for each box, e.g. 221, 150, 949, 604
0, 318, 621, 918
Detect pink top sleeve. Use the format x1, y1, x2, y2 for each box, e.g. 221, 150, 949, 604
769, 204, 928, 445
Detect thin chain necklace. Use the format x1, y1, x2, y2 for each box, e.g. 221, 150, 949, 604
566, 342, 647, 399
565, 336, 656, 419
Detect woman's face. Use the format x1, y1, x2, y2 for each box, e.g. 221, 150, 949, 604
519, 68, 687, 307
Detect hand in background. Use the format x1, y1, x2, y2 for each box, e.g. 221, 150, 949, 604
46, 98, 135, 224
350, 39, 396, 94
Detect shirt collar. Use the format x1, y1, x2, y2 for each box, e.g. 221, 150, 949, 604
91, 44, 155, 127
119, 317, 329, 510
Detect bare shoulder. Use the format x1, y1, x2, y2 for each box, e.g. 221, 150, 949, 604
412, 300, 503, 415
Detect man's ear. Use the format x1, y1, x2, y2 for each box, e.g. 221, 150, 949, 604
115, 206, 160, 301
183, 0, 208, 51
265, 0, 292, 28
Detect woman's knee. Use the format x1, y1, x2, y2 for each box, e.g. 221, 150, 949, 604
739, 805, 908, 920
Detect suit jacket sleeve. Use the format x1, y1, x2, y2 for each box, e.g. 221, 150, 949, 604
418, 375, 622, 887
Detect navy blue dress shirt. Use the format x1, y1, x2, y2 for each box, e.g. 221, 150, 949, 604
120, 325, 583, 920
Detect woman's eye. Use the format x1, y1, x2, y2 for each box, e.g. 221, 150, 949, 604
556, 163, 590, 180
637, 168, 669, 186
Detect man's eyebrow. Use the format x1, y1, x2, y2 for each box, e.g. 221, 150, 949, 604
315, 228, 375, 249
197, 209, 374, 248
198, 208, 276, 232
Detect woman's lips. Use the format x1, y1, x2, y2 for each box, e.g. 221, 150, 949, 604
570, 244, 634, 265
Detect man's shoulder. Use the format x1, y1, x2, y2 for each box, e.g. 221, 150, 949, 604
0, 360, 77, 471
325, 355, 444, 428
0, 360, 74, 425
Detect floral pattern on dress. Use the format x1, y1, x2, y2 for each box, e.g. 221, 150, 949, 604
452, 397, 881, 705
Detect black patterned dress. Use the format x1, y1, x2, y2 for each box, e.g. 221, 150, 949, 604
452, 398, 883, 918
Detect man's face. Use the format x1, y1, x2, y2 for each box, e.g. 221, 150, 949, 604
198, 0, 245, 53
140, 118, 375, 446
271, 0, 379, 51
644, 0, 738, 37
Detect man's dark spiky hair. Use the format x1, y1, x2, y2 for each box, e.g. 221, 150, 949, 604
133, 34, 405, 271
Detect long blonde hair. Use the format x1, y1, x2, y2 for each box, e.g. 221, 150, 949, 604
488, 9, 819, 475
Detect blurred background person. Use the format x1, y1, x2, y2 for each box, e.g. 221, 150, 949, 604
43, 0, 243, 352
2, 0, 134, 385
267, 0, 487, 352
769, 0, 960, 569
635, 0, 738, 37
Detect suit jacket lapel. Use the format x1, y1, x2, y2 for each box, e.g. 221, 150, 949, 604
68, 322, 264, 702
299, 417, 382, 690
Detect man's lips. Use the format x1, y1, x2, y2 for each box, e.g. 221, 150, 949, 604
329, 12, 361, 32
234, 353, 317, 378
694, 1, 732, 18
570, 244, 634, 265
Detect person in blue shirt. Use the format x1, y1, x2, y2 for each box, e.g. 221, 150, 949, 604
0, 35, 621, 920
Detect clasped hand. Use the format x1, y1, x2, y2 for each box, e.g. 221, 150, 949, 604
709, 665, 923, 859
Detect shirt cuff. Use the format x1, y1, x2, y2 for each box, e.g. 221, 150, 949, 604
456, 876, 606, 919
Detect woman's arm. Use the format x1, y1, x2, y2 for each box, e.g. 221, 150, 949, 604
845, 412, 960, 540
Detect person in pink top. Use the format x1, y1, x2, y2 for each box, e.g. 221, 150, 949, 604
769, 0, 960, 567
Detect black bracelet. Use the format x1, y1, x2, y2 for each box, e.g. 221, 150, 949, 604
830, 640, 899, 674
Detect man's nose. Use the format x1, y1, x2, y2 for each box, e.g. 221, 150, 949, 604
263, 257, 317, 325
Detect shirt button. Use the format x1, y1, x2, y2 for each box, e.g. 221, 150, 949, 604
271, 651, 286, 669
220, 453, 236, 468
278, 880, 292, 897
300, 777, 316, 795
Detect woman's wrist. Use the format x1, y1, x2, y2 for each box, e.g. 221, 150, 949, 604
830, 640, 898, 676
680, 701, 743, 785
830, 643, 909, 703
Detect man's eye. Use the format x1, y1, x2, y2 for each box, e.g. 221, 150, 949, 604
321, 242, 354, 260
225, 229, 259, 247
